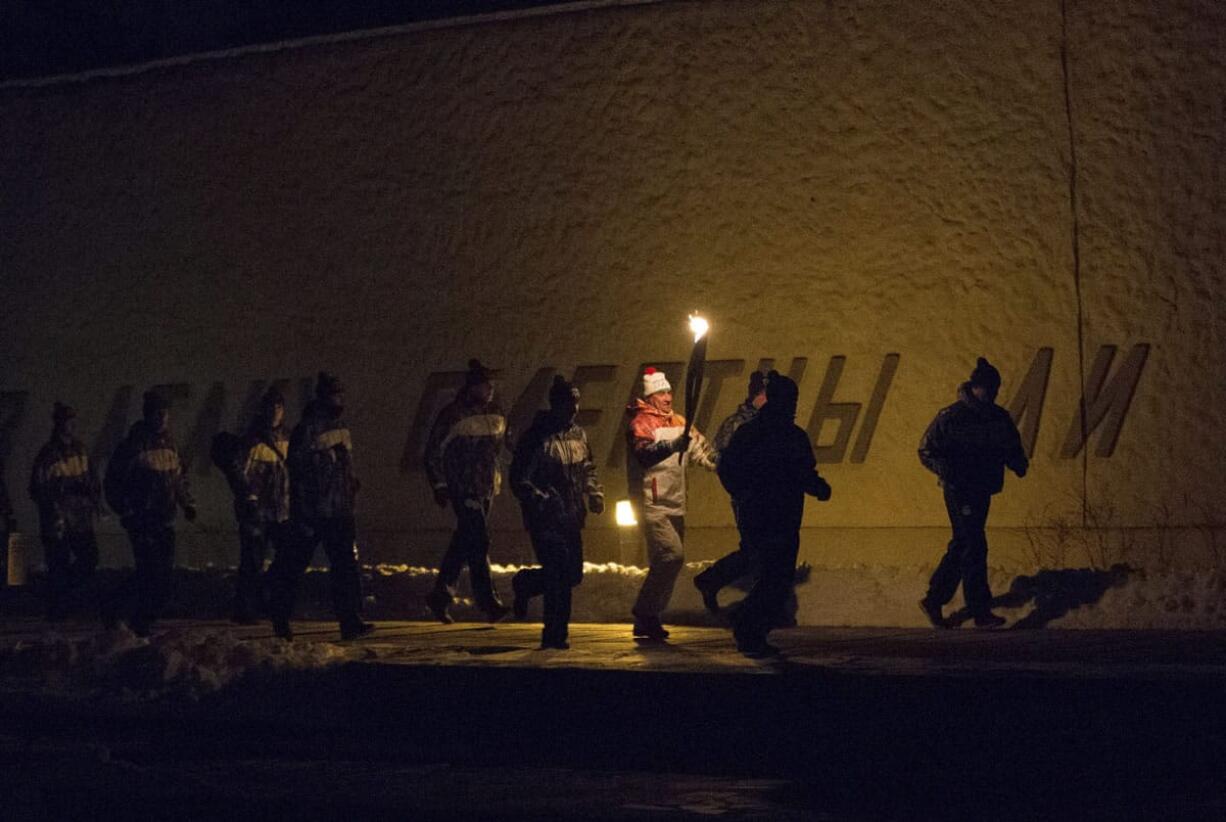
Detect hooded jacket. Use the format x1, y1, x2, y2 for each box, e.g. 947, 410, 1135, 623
231, 423, 291, 524
717, 407, 830, 538
624, 399, 716, 516
425, 395, 507, 500
918, 382, 1029, 496
712, 400, 759, 455
289, 401, 358, 521
104, 420, 195, 527
29, 435, 101, 536
510, 411, 603, 529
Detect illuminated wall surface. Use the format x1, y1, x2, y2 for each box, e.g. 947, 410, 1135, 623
1, 0, 1223, 570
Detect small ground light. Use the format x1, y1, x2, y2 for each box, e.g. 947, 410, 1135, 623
615, 500, 637, 527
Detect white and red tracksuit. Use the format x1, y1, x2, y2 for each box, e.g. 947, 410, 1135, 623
624, 399, 716, 620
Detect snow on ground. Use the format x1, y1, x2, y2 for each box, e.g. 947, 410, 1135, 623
0, 625, 359, 701
6, 559, 1226, 633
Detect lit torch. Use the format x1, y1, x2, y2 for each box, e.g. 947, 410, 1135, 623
679, 312, 709, 463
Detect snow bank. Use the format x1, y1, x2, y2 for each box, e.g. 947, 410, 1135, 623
0, 626, 359, 701
364, 561, 1226, 631
9, 560, 1226, 631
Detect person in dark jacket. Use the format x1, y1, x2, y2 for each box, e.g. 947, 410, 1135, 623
693, 370, 767, 613
509, 376, 605, 649
917, 357, 1028, 629
1, 457, 16, 589
267, 372, 373, 641
29, 402, 102, 619
223, 388, 290, 624
102, 391, 197, 635
718, 373, 831, 657
423, 359, 510, 624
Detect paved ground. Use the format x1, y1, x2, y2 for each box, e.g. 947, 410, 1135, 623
5, 619, 1226, 819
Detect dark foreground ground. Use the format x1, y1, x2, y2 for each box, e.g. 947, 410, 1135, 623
4, 619, 1226, 820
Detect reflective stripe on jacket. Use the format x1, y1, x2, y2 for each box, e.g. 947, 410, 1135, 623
29, 437, 100, 535
425, 397, 507, 500
104, 421, 194, 526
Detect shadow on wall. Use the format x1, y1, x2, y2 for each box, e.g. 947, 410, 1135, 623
948, 564, 1134, 630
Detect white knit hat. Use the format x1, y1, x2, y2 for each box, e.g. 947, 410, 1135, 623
642, 367, 671, 396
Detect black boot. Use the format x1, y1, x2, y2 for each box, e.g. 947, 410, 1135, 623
426, 588, 453, 624
632, 616, 669, 640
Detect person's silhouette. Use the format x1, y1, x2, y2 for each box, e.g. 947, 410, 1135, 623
918, 358, 1028, 629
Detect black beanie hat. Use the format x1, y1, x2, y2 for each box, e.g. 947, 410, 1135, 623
747, 370, 767, 400
549, 375, 580, 408
465, 359, 493, 387
315, 371, 344, 398
969, 357, 1002, 390
52, 401, 76, 425
765, 370, 799, 407
142, 390, 170, 417
260, 386, 286, 410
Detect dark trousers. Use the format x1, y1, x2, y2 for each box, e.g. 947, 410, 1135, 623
731, 532, 799, 645
108, 524, 176, 633
434, 497, 502, 611
926, 488, 993, 615
42, 529, 99, 617
233, 519, 287, 620
267, 516, 362, 628
515, 519, 584, 643
695, 546, 752, 593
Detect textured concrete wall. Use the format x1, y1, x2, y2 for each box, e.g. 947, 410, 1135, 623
1, 0, 1223, 571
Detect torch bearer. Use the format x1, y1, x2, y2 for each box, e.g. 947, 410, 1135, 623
679, 313, 709, 463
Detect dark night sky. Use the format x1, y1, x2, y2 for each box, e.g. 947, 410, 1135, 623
0, 0, 578, 81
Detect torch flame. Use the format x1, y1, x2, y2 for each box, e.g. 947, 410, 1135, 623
688, 313, 709, 343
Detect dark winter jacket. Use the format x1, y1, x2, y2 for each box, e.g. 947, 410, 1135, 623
425, 396, 507, 501
712, 401, 759, 455
510, 411, 603, 529
29, 436, 101, 537
289, 401, 358, 521
0, 458, 14, 530
104, 421, 195, 528
231, 424, 290, 524
918, 383, 1028, 496
717, 408, 831, 538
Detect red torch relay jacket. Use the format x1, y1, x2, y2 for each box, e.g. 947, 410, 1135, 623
624, 399, 716, 518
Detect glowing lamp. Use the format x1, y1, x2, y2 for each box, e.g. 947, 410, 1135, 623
615, 499, 637, 527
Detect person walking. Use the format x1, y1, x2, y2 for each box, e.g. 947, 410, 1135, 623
0, 457, 12, 588
267, 372, 373, 641
509, 376, 604, 649
29, 402, 102, 619
625, 366, 716, 640
102, 391, 197, 635
693, 370, 767, 613
917, 357, 1029, 629
717, 373, 831, 657
220, 387, 290, 625
424, 359, 510, 624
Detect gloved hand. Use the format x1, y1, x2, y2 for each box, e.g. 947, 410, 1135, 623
183, 505, 198, 522
432, 487, 450, 508
671, 434, 692, 454
587, 494, 605, 515
530, 489, 557, 514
